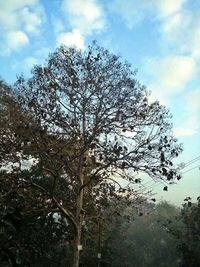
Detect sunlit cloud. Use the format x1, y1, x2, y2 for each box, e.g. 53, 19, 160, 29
161, 11, 191, 44
174, 89, 200, 137
23, 56, 38, 69
57, 28, 85, 50
19, 7, 43, 34
0, 0, 45, 53
185, 89, 200, 112
155, 0, 185, 17
174, 115, 199, 137
188, 24, 200, 59
110, 0, 200, 62
109, 0, 152, 28
62, 0, 105, 35
54, 0, 106, 49
145, 55, 196, 104
110, 0, 199, 139
12, 47, 52, 77
160, 10, 200, 60
51, 17, 65, 35
6, 31, 29, 50
109, 0, 185, 28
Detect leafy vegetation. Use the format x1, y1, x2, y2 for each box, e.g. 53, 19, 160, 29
171, 198, 200, 267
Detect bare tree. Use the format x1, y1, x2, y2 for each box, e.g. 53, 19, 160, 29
1, 43, 182, 267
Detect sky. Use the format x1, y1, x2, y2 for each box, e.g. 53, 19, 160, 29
0, 0, 199, 205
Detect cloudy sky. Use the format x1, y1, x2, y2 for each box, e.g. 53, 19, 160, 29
0, 0, 199, 205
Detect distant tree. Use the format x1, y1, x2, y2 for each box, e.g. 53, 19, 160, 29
171, 198, 200, 267
1, 43, 182, 267
101, 201, 180, 267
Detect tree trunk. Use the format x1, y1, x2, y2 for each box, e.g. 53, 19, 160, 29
72, 177, 84, 267
72, 222, 81, 267
72, 127, 86, 267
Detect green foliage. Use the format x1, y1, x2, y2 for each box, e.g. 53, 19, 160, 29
0, 169, 71, 266
99, 201, 180, 267
171, 198, 200, 267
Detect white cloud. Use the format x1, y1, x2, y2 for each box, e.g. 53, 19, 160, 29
146, 55, 196, 104
110, 0, 200, 62
174, 115, 199, 137
109, 0, 152, 28
20, 7, 42, 34
109, 0, 199, 139
62, 0, 105, 34
109, 0, 185, 28
155, 0, 185, 17
158, 56, 195, 91
173, 88, 200, 137
185, 89, 200, 112
57, 28, 85, 50
159, 10, 200, 60
0, 0, 38, 31
35, 47, 51, 59
0, 0, 43, 31
23, 56, 38, 68
6, 31, 29, 50
161, 11, 191, 44
189, 25, 200, 59
54, 0, 105, 50
51, 17, 65, 34
12, 47, 51, 76
0, 0, 45, 53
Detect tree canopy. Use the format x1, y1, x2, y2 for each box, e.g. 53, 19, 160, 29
0, 43, 182, 266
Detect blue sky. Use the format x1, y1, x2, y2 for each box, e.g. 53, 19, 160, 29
0, 0, 199, 205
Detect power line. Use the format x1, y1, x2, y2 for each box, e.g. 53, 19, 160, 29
145, 163, 200, 192
182, 164, 200, 175
145, 182, 160, 192
184, 156, 200, 167
141, 180, 165, 193
138, 155, 200, 193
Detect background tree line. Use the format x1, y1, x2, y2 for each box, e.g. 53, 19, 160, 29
0, 177, 200, 267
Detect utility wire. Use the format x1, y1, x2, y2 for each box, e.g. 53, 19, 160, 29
139, 155, 200, 193
184, 156, 200, 167
145, 163, 200, 191
141, 180, 165, 193
182, 164, 200, 174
